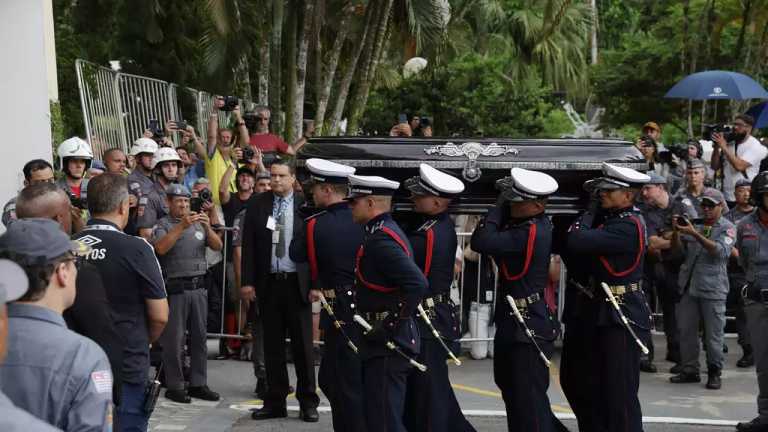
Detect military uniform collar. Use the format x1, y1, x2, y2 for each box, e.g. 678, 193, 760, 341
365, 212, 391, 233
327, 201, 349, 212
7, 303, 66, 328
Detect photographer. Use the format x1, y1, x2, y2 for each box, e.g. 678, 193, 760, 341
136, 147, 183, 239
710, 114, 768, 207
245, 106, 312, 155
152, 184, 222, 403
3, 159, 55, 228
669, 188, 735, 390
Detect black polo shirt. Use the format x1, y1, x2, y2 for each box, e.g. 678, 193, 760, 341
73, 219, 167, 384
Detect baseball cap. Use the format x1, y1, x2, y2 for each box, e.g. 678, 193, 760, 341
643, 122, 661, 132
0, 218, 90, 266
0, 259, 28, 304
700, 188, 726, 206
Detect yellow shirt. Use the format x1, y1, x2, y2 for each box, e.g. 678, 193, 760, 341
204, 147, 237, 206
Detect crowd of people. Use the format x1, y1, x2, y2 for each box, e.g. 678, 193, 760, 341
0, 106, 767, 432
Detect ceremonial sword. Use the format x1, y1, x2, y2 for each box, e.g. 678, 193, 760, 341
352, 314, 428, 372
505, 295, 552, 368
318, 291, 358, 354
416, 304, 462, 366
600, 282, 650, 355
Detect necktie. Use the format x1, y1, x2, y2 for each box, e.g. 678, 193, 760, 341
276, 198, 287, 258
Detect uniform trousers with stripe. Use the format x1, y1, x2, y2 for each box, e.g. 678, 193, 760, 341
161, 288, 208, 391
318, 319, 366, 431
495, 339, 567, 432
404, 338, 476, 432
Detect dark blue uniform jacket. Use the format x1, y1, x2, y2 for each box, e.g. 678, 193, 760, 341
471, 208, 558, 344
567, 207, 652, 331
356, 212, 428, 357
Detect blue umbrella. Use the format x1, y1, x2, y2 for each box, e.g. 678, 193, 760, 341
664, 70, 768, 100
746, 101, 768, 128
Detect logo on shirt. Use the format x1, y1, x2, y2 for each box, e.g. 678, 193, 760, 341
78, 235, 102, 247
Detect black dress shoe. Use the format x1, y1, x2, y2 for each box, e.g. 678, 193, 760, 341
165, 389, 191, 403
188, 385, 220, 401
738, 353, 755, 368
251, 406, 288, 420
669, 372, 701, 384
639, 359, 657, 373
737, 417, 768, 431
300, 407, 319, 422
669, 364, 684, 374
706, 371, 722, 390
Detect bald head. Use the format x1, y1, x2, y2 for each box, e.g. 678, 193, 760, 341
15, 183, 72, 233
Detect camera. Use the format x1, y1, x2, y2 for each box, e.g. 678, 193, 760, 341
220, 96, 239, 112
419, 117, 431, 128
240, 146, 255, 163
703, 124, 735, 141
199, 188, 213, 203
673, 215, 703, 227
175, 120, 187, 131
148, 119, 164, 140
190, 197, 203, 213
639, 135, 655, 148
244, 112, 259, 130
67, 191, 88, 210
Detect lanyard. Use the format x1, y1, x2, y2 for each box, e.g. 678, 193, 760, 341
82, 224, 121, 233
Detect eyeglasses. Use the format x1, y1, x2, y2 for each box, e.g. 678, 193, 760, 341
734, 122, 749, 128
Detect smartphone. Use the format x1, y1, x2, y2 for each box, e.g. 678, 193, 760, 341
398, 113, 408, 124
175, 120, 187, 131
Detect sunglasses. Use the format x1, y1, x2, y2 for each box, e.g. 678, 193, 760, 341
700, 201, 719, 209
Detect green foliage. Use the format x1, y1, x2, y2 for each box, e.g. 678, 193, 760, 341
49, 101, 64, 157
362, 54, 573, 137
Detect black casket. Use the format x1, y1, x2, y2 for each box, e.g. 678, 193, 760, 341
296, 137, 648, 216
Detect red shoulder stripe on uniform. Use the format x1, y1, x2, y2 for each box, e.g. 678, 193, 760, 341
381, 226, 411, 256
500, 223, 537, 281
599, 215, 645, 277
306, 218, 319, 281
423, 228, 434, 277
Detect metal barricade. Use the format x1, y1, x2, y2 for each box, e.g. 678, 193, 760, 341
75, 59, 253, 158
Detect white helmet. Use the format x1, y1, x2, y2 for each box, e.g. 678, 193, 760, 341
151, 147, 182, 170
57, 137, 93, 172
130, 138, 159, 157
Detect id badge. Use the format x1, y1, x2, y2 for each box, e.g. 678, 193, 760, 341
272, 229, 280, 244
266, 216, 277, 231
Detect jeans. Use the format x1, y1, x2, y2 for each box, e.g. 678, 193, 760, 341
115, 381, 149, 432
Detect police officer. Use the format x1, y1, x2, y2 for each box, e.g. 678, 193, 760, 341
56, 137, 93, 206
0, 219, 113, 431
736, 171, 768, 432
728, 178, 756, 368
289, 158, 366, 432
0, 259, 63, 432
152, 183, 222, 403
472, 168, 565, 432
2, 159, 56, 228
72, 173, 169, 432
126, 138, 159, 236
137, 147, 182, 239
347, 174, 428, 432
566, 162, 651, 432
401, 163, 474, 432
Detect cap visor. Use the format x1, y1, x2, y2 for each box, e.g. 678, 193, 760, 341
0, 259, 29, 303
700, 197, 721, 205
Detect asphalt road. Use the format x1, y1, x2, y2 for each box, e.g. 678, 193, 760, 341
147, 334, 756, 431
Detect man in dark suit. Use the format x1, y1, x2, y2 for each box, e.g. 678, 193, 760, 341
240, 159, 320, 422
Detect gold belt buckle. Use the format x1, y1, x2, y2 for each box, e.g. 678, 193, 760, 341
425, 297, 435, 308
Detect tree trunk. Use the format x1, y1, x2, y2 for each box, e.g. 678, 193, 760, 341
589, 0, 598, 64
314, 3, 353, 135
328, 2, 375, 135
290, 0, 316, 139
258, 31, 270, 106
285, 1, 299, 143
346, 0, 394, 135
269, 0, 284, 136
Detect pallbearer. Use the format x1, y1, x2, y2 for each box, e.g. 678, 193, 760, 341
565, 163, 651, 432
347, 174, 428, 432
402, 164, 476, 432
289, 158, 366, 432
471, 168, 567, 432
